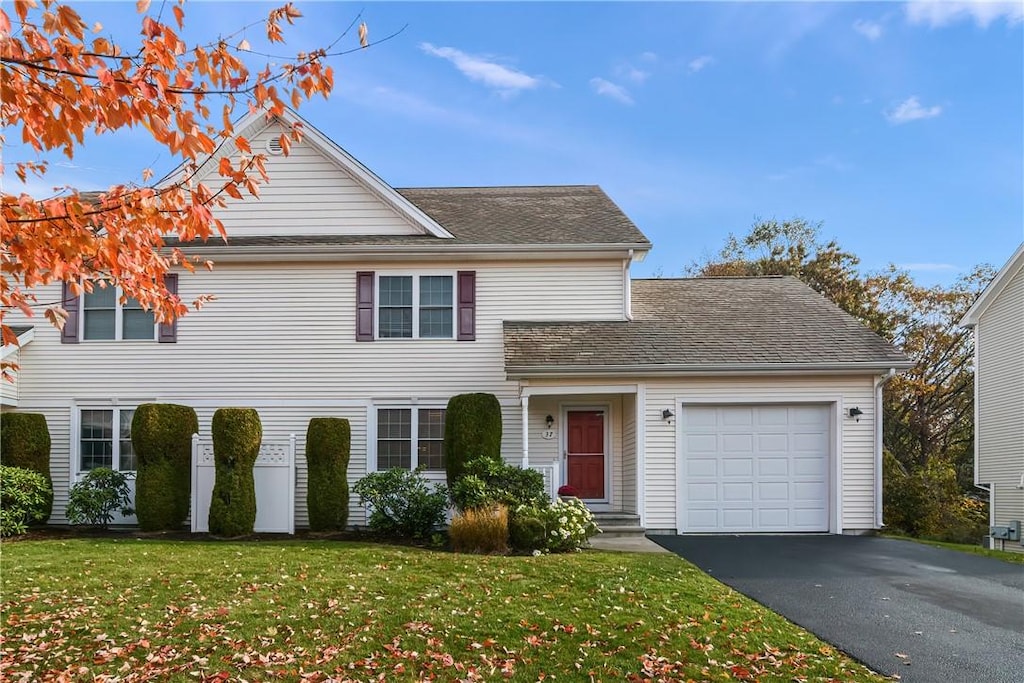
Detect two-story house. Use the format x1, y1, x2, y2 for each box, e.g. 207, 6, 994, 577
2, 109, 913, 535
960, 243, 1024, 552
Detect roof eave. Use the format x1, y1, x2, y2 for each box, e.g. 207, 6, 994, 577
959, 242, 1024, 327
172, 242, 652, 262
2, 328, 34, 360
506, 360, 916, 379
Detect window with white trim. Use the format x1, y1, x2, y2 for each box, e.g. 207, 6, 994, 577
82, 286, 155, 341
375, 407, 446, 470
377, 274, 453, 339
79, 408, 137, 472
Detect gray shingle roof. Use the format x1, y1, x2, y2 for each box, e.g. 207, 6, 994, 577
168, 186, 649, 249
503, 277, 911, 373
9, 326, 33, 337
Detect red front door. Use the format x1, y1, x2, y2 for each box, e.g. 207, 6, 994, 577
567, 410, 605, 500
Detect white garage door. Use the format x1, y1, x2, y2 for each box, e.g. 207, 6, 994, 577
680, 404, 831, 533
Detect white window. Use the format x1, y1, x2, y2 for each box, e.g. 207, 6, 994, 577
377, 274, 453, 339
82, 286, 155, 341
79, 408, 137, 472
375, 407, 446, 470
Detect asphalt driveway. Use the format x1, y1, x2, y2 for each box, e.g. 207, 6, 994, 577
651, 535, 1024, 683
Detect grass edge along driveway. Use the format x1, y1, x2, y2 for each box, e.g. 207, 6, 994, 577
1, 539, 885, 681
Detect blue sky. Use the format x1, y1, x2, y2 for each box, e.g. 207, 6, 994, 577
6, 1, 1023, 283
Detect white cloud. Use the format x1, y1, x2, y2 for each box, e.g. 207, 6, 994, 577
905, 1, 1024, 28
616, 66, 650, 84
885, 96, 943, 124
852, 18, 884, 40
687, 55, 715, 73
639, 51, 658, 63
589, 77, 633, 105
419, 43, 548, 94
897, 262, 960, 272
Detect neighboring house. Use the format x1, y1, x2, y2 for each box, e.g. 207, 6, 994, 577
1, 109, 913, 535
960, 243, 1024, 552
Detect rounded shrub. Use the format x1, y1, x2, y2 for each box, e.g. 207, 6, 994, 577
208, 408, 262, 537
132, 403, 199, 531
306, 417, 351, 532
443, 393, 502, 488
0, 412, 53, 523
0, 466, 52, 536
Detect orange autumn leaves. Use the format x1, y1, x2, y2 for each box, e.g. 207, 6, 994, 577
1, 0, 364, 374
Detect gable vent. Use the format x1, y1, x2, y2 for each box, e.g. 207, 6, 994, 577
265, 137, 284, 155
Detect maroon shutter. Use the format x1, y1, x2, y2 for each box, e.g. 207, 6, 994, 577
60, 282, 79, 344
158, 273, 179, 343
356, 271, 374, 341
457, 270, 476, 341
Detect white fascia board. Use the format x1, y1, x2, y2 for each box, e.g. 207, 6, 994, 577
1, 328, 34, 360
960, 242, 1024, 327
174, 243, 650, 263
507, 361, 917, 379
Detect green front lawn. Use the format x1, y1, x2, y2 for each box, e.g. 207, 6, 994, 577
885, 534, 1024, 564
1, 539, 882, 681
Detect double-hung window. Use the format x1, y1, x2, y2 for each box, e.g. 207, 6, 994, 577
79, 407, 137, 472
375, 407, 446, 471
377, 275, 453, 339
82, 286, 155, 341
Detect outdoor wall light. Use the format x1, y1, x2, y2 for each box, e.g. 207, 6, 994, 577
545, 414, 554, 429
662, 409, 674, 421
848, 407, 863, 421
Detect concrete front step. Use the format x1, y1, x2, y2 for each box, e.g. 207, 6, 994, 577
591, 512, 645, 538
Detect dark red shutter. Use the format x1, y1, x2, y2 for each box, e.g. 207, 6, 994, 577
60, 282, 79, 344
457, 270, 476, 341
158, 273, 179, 343
356, 271, 374, 341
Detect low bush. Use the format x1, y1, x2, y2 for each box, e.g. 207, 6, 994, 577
0, 412, 53, 523
208, 408, 262, 537
443, 393, 503, 488
66, 468, 134, 528
0, 466, 52, 536
132, 403, 198, 531
306, 418, 351, 532
352, 468, 449, 540
450, 457, 547, 511
509, 497, 600, 553
883, 451, 988, 545
449, 505, 509, 554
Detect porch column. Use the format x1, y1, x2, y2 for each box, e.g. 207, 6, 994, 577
521, 393, 529, 468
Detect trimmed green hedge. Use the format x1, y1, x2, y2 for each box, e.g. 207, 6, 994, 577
443, 393, 502, 488
132, 403, 198, 531
0, 466, 52, 536
306, 417, 351, 531
0, 412, 53, 523
208, 408, 262, 537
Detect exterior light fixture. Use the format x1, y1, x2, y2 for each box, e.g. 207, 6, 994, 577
662, 409, 674, 421
848, 407, 863, 421
545, 414, 554, 429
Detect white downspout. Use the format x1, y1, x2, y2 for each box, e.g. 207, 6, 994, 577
521, 392, 530, 468
623, 250, 633, 321
875, 368, 897, 528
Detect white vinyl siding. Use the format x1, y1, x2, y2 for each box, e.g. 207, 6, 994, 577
974, 264, 1024, 551
976, 266, 1024, 486
1, 350, 19, 407
5, 258, 624, 524
202, 122, 425, 237
621, 393, 638, 514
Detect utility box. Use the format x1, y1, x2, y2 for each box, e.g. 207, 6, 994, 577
991, 521, 1021, 541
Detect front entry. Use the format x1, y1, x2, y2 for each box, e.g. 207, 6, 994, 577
566, 410, 606, 500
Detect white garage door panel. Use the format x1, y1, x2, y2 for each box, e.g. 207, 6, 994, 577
680, 404, 830, 533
